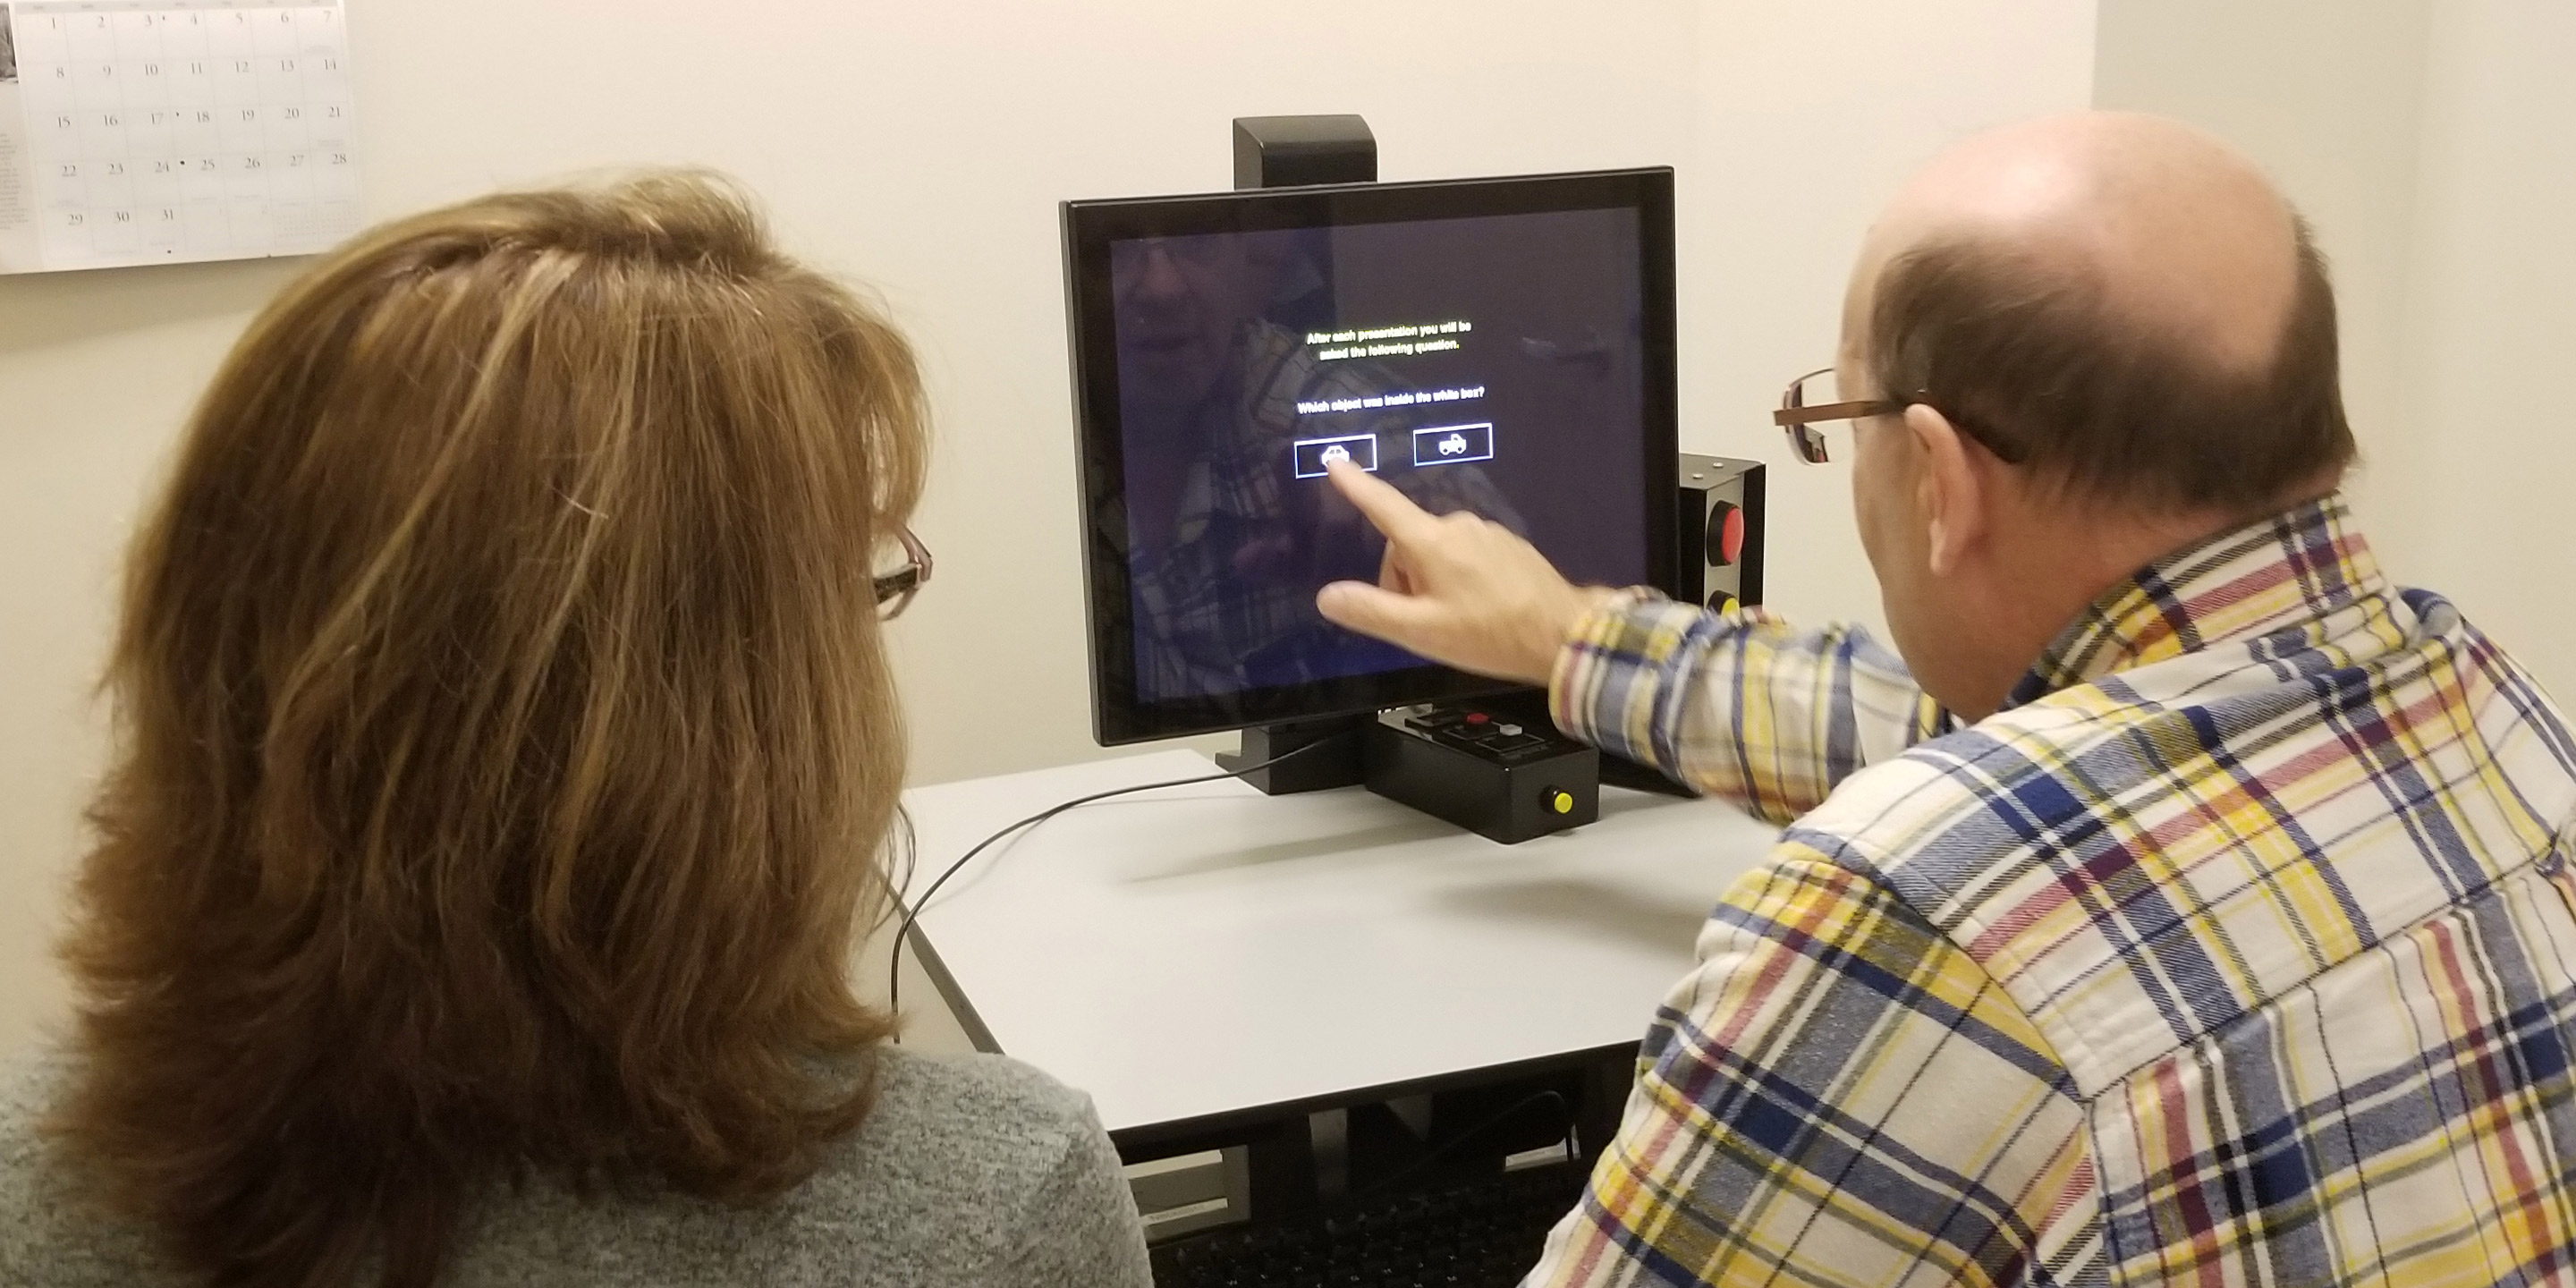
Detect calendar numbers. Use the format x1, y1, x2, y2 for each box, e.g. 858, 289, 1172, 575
13, 0, 360, 272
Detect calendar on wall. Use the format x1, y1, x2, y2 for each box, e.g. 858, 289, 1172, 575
0, 0, 360, 274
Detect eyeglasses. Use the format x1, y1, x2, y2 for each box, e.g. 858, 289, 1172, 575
873, 526, 933, 621
1770, 367, 2027, 466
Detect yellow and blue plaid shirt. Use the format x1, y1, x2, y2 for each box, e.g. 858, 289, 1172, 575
1534, 496, 2576, 1287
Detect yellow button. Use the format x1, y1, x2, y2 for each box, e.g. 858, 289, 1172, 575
1548, 790, 1573, 815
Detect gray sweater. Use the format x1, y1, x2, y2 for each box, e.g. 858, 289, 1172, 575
0, 1045, 1154, 1287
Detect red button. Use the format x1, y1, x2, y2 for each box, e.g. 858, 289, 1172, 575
1464, 712, 1490, 725
1704, 502, 1746, 567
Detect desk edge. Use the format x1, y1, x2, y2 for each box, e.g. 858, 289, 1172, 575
905, 923, 1001, 1055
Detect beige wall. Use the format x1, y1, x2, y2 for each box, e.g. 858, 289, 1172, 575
1688, 1, 2097, 631
2399, 2, 2576, 699
2096, 0, 2576, 703
2095, 0, 2435, 564
0, 2, 2100, 1057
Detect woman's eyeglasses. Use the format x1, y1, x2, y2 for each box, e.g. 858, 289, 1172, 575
1770, 366, 2026, 466
873, 526, 933, 621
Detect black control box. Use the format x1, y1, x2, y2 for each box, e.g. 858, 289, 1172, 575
1676, 453, 1765, 614
1364, 705, 1600, 844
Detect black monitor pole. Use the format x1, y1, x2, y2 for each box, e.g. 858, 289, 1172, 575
1215, 115, 1380, 795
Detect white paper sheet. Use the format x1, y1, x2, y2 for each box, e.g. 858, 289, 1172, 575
0, 0, 359, 274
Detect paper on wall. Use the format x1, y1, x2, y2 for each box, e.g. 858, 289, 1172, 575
0, 0, 359, 275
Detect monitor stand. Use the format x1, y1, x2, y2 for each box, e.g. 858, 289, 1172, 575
1217, 716, 1369, 794
1215, 113, 1383, 799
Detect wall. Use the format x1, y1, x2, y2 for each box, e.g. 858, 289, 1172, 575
2094, 0, 2435, 568
1686, 1, 2097, 631
2398, 2, 2576, 698
2095, 0, 2576, 703
0, 1, 2100, 1056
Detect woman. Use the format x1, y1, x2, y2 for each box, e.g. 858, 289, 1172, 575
0, 174, 1151, 1287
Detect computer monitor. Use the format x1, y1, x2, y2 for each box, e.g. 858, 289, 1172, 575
1061, 167, 1677, 745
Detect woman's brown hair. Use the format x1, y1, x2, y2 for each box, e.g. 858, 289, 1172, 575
51, 173, 927, 1287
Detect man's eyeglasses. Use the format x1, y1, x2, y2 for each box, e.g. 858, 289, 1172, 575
1770, 367, 2027, 466
873, 526, 933, 621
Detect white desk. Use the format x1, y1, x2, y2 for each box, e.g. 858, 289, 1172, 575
903, 749, 1781, 1139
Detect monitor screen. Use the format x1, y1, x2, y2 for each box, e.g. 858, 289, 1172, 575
1062, 169, 1676, 744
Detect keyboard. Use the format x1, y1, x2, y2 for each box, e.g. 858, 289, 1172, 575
1148, 1163, 1583, 1287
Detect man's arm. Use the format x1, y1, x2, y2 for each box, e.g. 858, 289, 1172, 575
1524, 846, 2095, 1288
1552, 593, 1945, 821
1310, 460, 1941, 820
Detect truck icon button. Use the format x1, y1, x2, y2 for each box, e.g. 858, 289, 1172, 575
1411, 422, 1495, 467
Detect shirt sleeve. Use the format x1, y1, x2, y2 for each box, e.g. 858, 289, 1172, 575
1549, 595, 1946, 822
1522, 850, 2095, 1288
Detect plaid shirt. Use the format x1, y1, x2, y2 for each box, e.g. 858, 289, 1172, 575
1533, 496, 2576, 1287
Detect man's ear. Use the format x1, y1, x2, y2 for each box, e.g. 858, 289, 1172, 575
1904, 402, 1984, 577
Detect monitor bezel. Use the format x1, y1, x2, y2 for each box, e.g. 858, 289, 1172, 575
1060, 166, 1680, 746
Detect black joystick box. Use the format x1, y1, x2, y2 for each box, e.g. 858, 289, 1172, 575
1364, 704, 1600, 844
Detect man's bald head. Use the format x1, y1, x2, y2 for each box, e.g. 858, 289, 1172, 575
1848, 111, 2351, 514
1871, 114, 2300, 373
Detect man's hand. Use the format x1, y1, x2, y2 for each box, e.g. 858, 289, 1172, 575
1315, 458, 1617, 685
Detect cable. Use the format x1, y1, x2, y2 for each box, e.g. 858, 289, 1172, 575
886, 732, 1355, 1030
1352, 1089, 1572, 1199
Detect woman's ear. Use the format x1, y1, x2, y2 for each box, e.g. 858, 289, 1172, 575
1905, 402, 1985, 578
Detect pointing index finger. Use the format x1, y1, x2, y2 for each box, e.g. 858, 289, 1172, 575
1325, 456, 1438, 544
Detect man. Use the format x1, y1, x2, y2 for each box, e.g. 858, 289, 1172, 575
1319, 113, 2576, 1286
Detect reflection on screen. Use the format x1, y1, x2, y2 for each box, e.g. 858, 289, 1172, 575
1106, 208, 1648, 704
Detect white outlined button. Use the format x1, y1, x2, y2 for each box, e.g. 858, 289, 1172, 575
1292, 434, 1380, 479
1411, 422, 1495, 467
